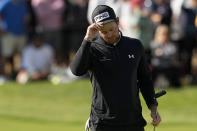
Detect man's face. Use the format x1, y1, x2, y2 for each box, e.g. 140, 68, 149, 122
99, 19, 120, 44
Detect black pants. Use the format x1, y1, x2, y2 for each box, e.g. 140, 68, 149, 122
90, 125, 145, 131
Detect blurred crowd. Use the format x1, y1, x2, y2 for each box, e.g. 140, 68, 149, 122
0, 0, 196, 87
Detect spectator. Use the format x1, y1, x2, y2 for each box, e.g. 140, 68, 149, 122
180, 0, 197, 42
170, 0, 184, 42
16, 33, 54, 84
0, 0, 30, 79
148, 0, 172, 28
118, 0, 135, 37
31, 0, 65, 65
25, 0, 37, 41
178, 0, 197, 75
150, 25, 180, 87
63, 0, 89, 65
191, 48, 197, 84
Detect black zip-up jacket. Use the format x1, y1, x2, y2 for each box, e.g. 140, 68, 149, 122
70, 34, 157, 127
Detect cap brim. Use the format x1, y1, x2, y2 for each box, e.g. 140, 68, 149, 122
96, 19, 115, 24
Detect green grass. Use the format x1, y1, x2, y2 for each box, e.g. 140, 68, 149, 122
0, 80, 197, 131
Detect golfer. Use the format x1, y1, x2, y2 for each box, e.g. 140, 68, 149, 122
70, 5, 161, 131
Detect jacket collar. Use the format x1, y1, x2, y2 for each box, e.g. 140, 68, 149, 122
96, 31, 123, 47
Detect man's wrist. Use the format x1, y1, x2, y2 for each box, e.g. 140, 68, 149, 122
84, 36, 94, 42
150, 105, 157, 113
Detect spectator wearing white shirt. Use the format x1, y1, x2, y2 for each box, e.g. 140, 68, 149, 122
17, 34, 54, 84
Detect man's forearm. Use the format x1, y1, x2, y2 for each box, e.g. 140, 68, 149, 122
70, 40, 91, 76
150, 105, 158, 114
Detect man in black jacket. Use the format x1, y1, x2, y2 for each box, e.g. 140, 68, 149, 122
70, 5, 161, 131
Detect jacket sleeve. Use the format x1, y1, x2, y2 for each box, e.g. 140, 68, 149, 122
70, 40, 92, 76
137, 44, 158, 108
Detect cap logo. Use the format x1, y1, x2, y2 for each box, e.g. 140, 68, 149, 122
94, 12, 110, 23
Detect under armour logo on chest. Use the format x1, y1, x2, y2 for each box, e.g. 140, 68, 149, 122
128, 54, 135, 59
